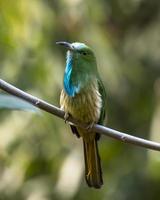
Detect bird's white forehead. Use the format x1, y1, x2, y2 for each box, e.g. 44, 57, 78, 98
71, 42, 88, 50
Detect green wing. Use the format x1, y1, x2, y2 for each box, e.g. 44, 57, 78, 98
97, 78, 106, 125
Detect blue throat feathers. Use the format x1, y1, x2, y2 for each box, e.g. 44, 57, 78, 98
63, 52, 80, 97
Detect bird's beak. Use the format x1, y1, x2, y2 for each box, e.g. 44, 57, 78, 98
56, 41, 74, 50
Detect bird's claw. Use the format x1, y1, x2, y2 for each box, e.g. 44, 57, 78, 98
64, 112, 70, 123
86, 122, 95, 132
86, 170, 91, 179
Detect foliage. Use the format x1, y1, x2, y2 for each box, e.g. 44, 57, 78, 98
0, 0, 160, 199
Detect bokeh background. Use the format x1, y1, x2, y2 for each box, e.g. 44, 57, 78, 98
0, 0, 160, 199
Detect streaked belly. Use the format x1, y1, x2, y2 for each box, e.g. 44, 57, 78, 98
60, 82, 102, 123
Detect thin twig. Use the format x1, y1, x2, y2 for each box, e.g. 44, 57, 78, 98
0, 79, 160, 151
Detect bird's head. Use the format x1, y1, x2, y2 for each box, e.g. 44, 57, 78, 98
56, 41, 98, 74
56, 41, 99, 95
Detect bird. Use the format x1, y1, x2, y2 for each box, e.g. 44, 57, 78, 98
56, 41, 106, 189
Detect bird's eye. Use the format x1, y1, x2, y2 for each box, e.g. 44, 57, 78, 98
80, 51, 87, 55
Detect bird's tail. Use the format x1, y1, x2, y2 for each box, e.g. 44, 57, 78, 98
83, 138, 103, 188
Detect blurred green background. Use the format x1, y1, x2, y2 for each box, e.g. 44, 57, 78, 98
0, 0, 160, 199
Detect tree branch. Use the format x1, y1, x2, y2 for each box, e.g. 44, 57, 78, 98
0, 79, 160, 151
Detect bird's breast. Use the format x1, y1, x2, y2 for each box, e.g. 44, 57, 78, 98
60, 80, 102, 123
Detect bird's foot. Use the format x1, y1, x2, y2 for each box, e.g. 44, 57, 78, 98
86, 170, 91, 179
86, 122, 95, 132
64, 112, 70, 123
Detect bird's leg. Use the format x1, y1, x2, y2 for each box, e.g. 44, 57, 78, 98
64, 112, 70, 123
86, 122, 95, 132
86, 170, 91, 179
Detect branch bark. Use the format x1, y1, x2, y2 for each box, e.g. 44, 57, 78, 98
0, 79, 160, 151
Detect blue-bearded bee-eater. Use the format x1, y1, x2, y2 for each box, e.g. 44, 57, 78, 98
56, 41, 106, 189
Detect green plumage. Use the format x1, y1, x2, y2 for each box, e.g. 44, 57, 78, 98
57, 41, 106, 188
